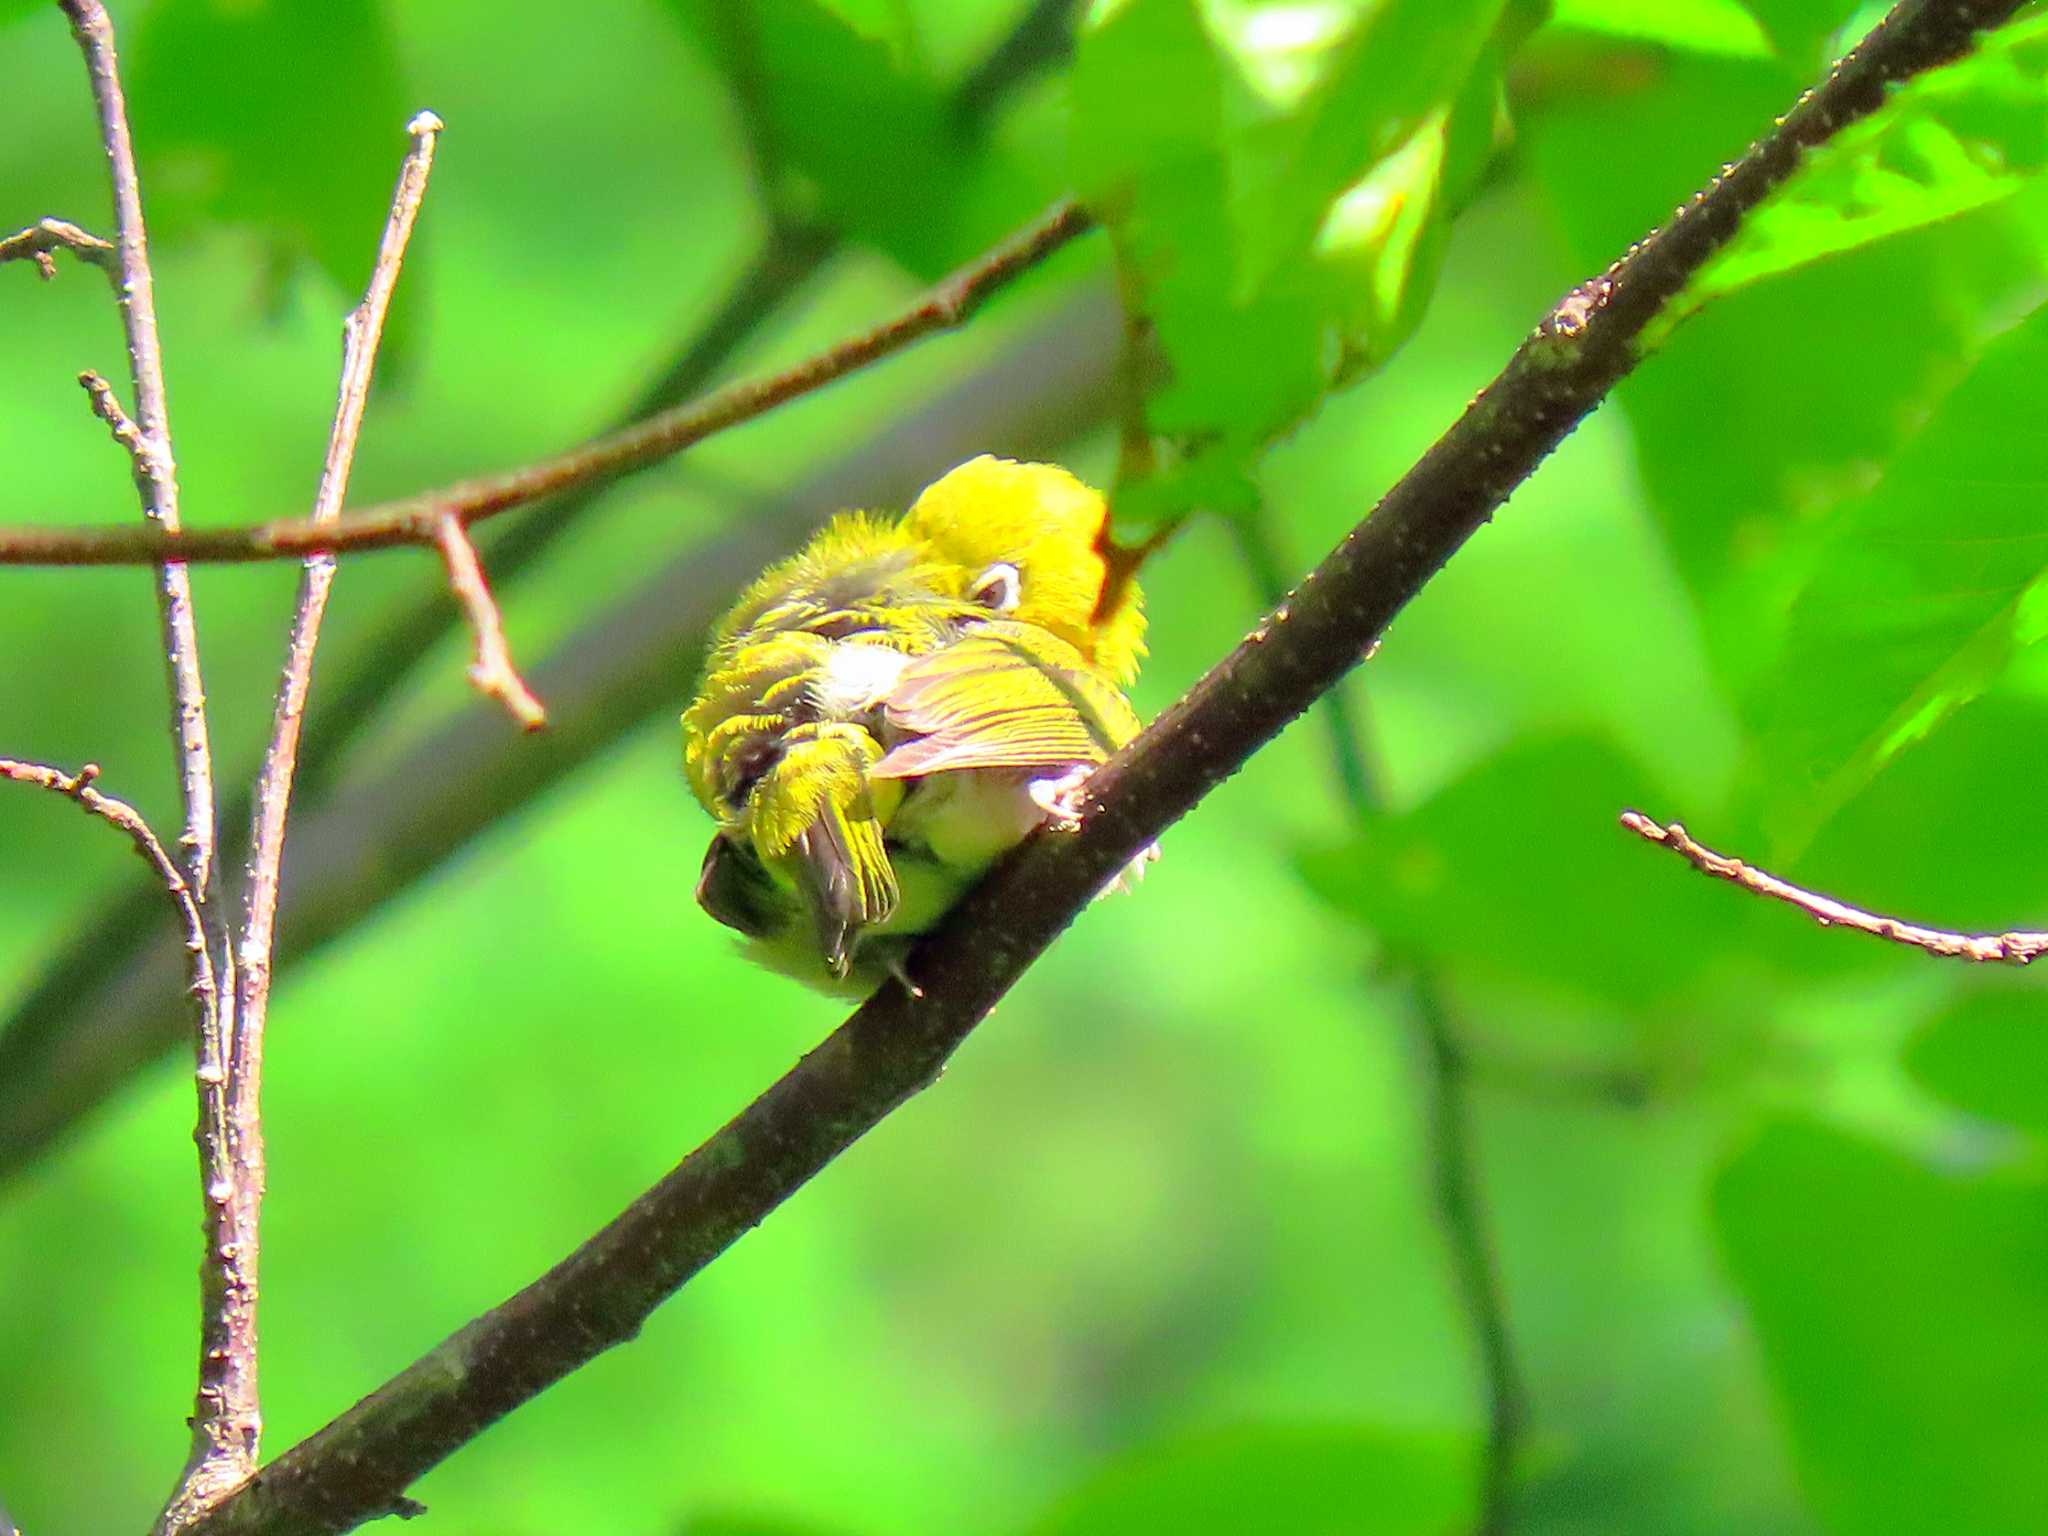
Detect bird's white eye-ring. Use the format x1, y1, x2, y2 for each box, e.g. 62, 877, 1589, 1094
969, 562, 1022, 613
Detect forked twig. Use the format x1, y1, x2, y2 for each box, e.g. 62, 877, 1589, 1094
1621, 812, 2048, 963
174, 109, 446, 1532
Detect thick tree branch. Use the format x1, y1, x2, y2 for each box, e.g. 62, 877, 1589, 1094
180, 3, 2023, 1530
0, 200, 1094, 568
1621, 812, 2048, 962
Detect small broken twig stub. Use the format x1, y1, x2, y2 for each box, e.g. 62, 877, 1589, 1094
0, 217, 116, 281
1621, 811, 2048, 964
434, 515, 547, 730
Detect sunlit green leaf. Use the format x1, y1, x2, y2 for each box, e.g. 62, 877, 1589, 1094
1071, 0, 1521, 532
1655, 14, 2048, 332
1021, 1424, 1476, 1536
1545, 0, 1774, 59
1905, 978, 2048, 1137
1739, 0, 1855, 65
1749, 298, 2048, 847
1715, 1117, 2048, 1536
662, 0, 1032, 276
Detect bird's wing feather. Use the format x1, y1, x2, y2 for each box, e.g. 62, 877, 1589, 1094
872, 622, 1140, 779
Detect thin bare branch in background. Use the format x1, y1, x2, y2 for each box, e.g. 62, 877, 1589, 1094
180, 5, 2029, 1532
0, 760, 209, 979
0, 216, 114, 281
1231, 506, 1527, 1534
174, 109, 444, 1533
1621, 812, 2048, 962
0, 198, 1096, 569
434, 513, 547, 729
49, 0, 246, 1524
56, 0, 221, 897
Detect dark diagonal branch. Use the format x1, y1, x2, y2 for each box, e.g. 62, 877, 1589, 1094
181, 3, 2023, 1530
1621, 812, 2048, 962
0, 199, 1094, 568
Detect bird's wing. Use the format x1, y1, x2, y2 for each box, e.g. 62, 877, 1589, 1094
747, 721, 901, 976
872, 621, 1140, 779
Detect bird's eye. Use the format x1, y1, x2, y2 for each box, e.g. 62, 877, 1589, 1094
969, 562, 1022, 613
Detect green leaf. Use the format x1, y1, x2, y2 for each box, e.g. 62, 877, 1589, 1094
677, 1516, 863, 1536
1739, 0, 1855, 65
1071, 0, 1520, 533
665, 0, 1021, 276
1749, 298, 2048, 847
1021, 1423, 1476, 1536
128, 0, 408, 304
1714, 1117, 2048, 1536
1905, 979, 2048, 1137
1544, 0, 1774, 59
1297, 735, 1747, 1008
1656, 14, 2048, 331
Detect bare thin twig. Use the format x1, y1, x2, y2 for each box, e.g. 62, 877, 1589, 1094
1621, 811, 2048, 962
433, 514, 546, 729
0, 198, 1095, 568
181, 5, 2027, 1531
0, 760, 208, 974
56, 0, 221, 900
52, 1, 246, 1526
172, 110, 446, 1528
0, 216, 115, 281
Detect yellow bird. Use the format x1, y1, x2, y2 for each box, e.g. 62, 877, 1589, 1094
682, 456, 1149, 995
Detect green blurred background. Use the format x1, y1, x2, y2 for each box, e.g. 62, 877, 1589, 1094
4, 1, 2048, 1532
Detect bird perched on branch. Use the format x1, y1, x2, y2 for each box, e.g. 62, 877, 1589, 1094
683, 455, 1151, 996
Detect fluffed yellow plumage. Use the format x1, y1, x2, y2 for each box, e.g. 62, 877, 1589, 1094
681, 455, 1149, 995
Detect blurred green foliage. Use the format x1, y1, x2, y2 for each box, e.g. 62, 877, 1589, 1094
3, 1, 2048, 1534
